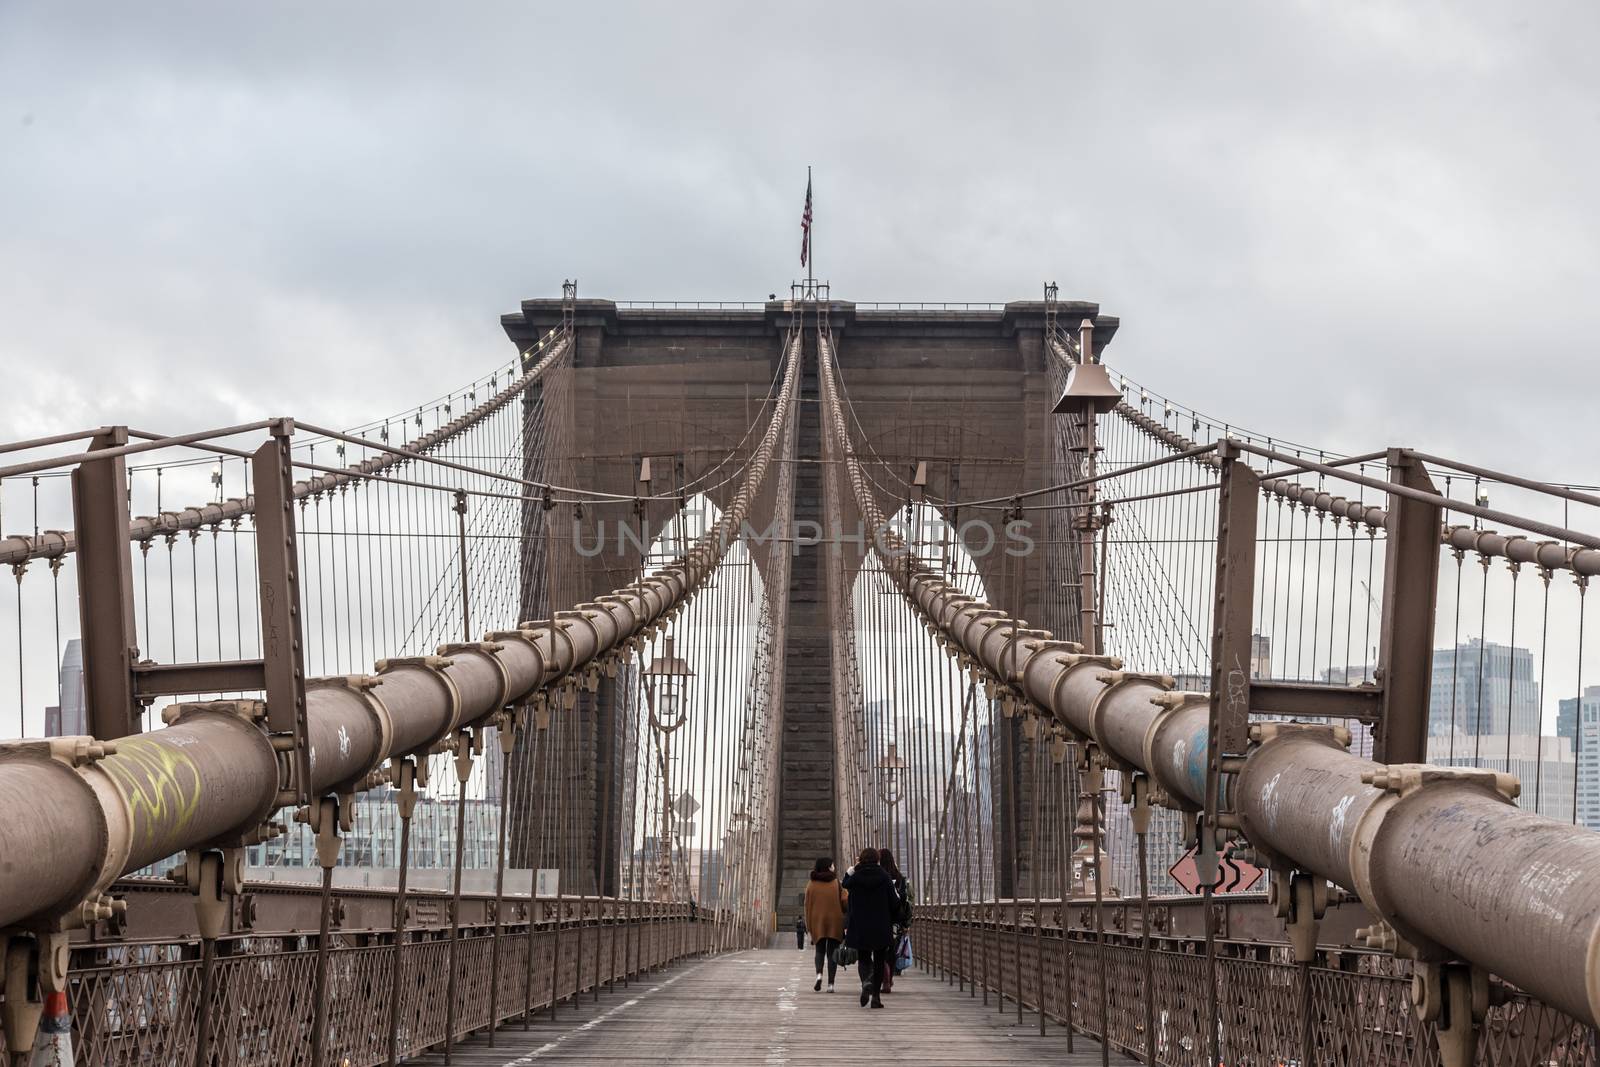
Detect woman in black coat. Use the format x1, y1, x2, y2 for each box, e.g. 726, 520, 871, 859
841, 847, 896, 1009
876, 848, 910, 993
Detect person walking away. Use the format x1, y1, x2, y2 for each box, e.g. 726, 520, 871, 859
841, 847, 896, 1009
803, 857, 847, 991
876, 849, 913, 994
794, 912, 806, 950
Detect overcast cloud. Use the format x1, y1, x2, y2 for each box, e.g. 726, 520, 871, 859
2, 1, 1598, 480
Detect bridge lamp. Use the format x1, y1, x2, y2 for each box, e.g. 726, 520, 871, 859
1051, 319, 1122, 417
876, 742, 907, 807
877, 743, 909, 855
644, 636, 694, 898
644, 635, 693, 735
1052, 319, 1121, 655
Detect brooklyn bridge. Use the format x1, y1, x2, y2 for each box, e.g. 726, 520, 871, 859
0, 284, 1596, 1066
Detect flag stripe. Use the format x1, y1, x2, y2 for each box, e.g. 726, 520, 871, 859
800, 176, 812, 267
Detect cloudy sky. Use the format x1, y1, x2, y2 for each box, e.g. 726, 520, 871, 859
3, 1, 1597, 476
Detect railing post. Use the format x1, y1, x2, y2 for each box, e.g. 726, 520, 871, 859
385, 757, 417, 1067
443, 728, 476, 1064
306, 794, 343, 1067
488, 710, 517, 1045
1054, 733, 1074, 1051
181, 848, 237, 1067
1131, 773, 1156, 1067
1084, 748, 1110, 1067
71, 426, 138, 739
1375, 449, 1442, 763
520, 697, 549, 1028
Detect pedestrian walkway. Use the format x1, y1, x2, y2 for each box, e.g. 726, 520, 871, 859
412, 943, 1113, 1065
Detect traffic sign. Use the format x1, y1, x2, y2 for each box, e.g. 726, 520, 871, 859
1167, 846, 1264, 895
675, 791, 700, 820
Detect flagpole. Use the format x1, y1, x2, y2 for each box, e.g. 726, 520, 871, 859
807, 165, 814, 294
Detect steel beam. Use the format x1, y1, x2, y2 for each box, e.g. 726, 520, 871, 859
130, 660, 267, 700
71, 428, 138, 740
1374, 448, 1442, 763
252, 424, 310, 801
1248, 680, 1382, 723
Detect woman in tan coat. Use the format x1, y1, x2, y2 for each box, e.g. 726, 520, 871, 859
803, 856, 848, 992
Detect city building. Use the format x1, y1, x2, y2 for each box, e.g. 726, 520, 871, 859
1174, 633, 1271, 692
1561, 687, 1600, 831
1429, 638, 1540, 739
243, 788, 504, 871
620, 839, 724, 903
1250, 633, 1273, 678
1104, 796, 1189, 898
43, 639, 85, 737
1426, 735, 1575, 824
1557, 685, 1600, 743
1318, 662, 1376, 686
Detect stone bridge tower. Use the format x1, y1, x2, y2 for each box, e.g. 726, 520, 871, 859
500, 297, 1118, 919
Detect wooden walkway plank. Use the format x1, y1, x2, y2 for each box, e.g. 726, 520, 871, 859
408, 944, 1121, 1065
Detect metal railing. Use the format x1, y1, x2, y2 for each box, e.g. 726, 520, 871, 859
613, 300, 768, 310
60, 908, 701, 1066
854, 301, 1007, 310
917, 906, 1597, 1067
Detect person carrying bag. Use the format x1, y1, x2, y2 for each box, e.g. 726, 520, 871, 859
877, 849, 913, 992
841, 847, 897, 1009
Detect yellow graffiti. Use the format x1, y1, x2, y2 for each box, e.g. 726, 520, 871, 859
101, 736, 204, 857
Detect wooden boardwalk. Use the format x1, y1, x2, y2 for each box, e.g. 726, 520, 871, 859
410, 942, 1118, 1065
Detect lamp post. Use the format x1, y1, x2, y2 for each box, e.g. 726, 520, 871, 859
877, 742, 907, 858
643, 636, 694, 901
1051, 317, 1123, 906
1050, 317, 1122, 656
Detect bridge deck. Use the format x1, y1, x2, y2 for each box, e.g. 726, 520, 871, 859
413, 943, 1112, 1065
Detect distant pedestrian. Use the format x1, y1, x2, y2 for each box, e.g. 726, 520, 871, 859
803, 856, 847, 992
841, 847, 896, 1009
794, 912, 806, 950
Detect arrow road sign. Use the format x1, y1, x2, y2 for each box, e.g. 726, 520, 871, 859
1167, 846, 1264, 895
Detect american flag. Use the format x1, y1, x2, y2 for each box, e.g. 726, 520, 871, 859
800, 173, 813, 267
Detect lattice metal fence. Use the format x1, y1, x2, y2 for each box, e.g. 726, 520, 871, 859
39, 915, 696, 1065
918, 913, 1598, 1067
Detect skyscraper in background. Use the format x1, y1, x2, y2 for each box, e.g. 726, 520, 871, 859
1560, 686, 1600, 831
1250, 633, 1272, 678
43, 639, 85, 737
1429, 639, 1540, 739
1557, 686, 1600, 744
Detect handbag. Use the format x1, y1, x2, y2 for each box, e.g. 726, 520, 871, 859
894, 934, 913, 974
833, 944, 859, 967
